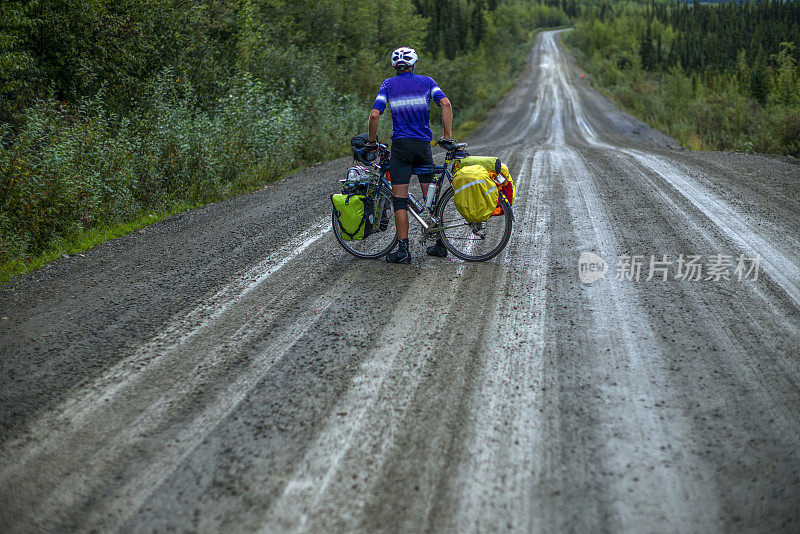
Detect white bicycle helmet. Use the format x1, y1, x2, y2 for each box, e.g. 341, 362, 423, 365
391, 47, 418, 68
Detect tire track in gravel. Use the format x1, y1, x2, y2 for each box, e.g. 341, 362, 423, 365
549, 145, 722, 531
260, 262, 469, 533
1, 219, 449, 530
1, 221, 342, 530
616, 149, 800, 307
260, 145, 530, 533
2, 218, 330, 460
585, 154, 798, 527
428, 148, 551, 533
354, 148, 545, 533
550, 137, 800, 531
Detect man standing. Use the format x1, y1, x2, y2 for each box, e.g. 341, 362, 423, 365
367, 46, 453, 263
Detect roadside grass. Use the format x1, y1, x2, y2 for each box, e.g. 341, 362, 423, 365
0, 205, 191, 286
0, 160, 311, 287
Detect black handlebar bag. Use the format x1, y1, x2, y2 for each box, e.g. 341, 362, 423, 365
351, 133, 370, 148
351, 133, 379, 164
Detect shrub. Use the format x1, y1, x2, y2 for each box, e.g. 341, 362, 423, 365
0, 66, 364, 264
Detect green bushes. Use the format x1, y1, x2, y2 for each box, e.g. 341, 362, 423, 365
0, 68, 362, 264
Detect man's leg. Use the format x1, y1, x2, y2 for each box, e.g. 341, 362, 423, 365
387, 185, 411, 263
391, 180, 431, 240
386, 142, 413, 263
391, 183, 410, 239
417, 141, 434, 202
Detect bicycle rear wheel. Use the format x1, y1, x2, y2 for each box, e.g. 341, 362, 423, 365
332, 185, 398, 258
435, 187, 512, 261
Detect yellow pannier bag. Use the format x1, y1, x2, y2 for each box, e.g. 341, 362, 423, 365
454, 156, 510, 181
452, 164, 499, 223
454, 156, 515, 212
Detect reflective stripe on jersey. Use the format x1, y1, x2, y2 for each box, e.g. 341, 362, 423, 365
372, 73, 447, 141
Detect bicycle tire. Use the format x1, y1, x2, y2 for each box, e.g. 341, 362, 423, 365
332, 185, 398, 259
435, 187, 513, 262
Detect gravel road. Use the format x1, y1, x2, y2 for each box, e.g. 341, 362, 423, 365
1, 30, 799, 533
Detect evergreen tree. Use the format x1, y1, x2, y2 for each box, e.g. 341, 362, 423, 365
640, 25, 655, 71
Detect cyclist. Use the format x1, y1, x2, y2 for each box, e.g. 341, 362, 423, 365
366, 46, 453, 263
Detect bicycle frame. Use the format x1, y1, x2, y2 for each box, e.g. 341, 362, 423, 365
361, 145, 465, 235
356, 141, 511, 237
379, 165, 443, 232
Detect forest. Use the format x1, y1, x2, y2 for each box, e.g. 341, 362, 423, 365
0, 0, 568, 278
565, 0, 800, 154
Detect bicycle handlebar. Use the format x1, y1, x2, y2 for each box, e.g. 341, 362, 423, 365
435, 137, 467, 153
352, 137, 466, 169
364, 138, 463, 154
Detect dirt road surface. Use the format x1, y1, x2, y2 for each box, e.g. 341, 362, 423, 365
2, 30, 799, 533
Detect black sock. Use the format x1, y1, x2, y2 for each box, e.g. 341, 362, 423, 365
398, 238, 409, 250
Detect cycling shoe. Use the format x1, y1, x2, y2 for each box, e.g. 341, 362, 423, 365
386, 248, 411, 263
426, 241, 448, 257
386, 239, 411, 264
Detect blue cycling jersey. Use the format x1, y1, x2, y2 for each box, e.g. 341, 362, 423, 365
372, 72, 447, 141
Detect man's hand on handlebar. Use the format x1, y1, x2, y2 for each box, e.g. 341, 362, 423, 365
358, 139, 388, 163
359, 145, 379, 162
436, 137, 458, 151
365, 137, 387, 150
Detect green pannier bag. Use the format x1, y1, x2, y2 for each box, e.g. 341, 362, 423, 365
451, 164, 499, 223
331, 193, 375, 240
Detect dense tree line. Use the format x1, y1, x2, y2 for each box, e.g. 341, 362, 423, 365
642, 0, 800, 103
0, 0, 568, 275
566, 0, 799, 156
0, 0, 569, 125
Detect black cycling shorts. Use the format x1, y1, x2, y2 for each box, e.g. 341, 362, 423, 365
389, 138, 434, 186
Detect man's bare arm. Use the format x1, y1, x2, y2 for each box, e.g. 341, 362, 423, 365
439, 97, 452, 140
368, 109, 380, 143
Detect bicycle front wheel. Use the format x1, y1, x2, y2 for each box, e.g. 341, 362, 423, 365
332, 185, 398, 259
435, 187, 513, 261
